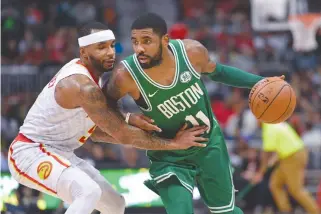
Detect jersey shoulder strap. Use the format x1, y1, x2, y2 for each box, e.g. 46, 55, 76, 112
170, 39, 201, 79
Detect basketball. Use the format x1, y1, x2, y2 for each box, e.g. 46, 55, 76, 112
249, 77, 296, 124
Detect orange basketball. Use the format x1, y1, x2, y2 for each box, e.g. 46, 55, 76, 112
249, 77, 297, 124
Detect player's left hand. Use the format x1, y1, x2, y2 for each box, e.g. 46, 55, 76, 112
128, 113, 162, 132
251, 172, 263, 184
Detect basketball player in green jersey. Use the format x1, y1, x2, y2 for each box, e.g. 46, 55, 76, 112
105, 13, 282, 214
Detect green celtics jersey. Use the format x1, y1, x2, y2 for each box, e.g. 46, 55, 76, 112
122, 39, 218, 156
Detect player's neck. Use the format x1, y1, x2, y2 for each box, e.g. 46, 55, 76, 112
142, 48, 176, 86
163, 48, 175, 66
78, 59, 101, 83
150, 48, 175, 71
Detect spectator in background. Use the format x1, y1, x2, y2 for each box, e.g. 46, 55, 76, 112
4, 185, 43, 214
23, 41, 45, 65
1, 136, 9, 171
318, 181, 321, 209
25, 3, 44, 26
1, 101, 20, 143
253, 122, 320, 214
1, 39, 20, 64
211, 96, 234, 128
18, 29, 34, 56
224, 90, 258, 140
169, 23, 188, 39
45, 27, 68, 64
302, 121, 321, 169
236, 147, 273, 212
70, 0, 97, 24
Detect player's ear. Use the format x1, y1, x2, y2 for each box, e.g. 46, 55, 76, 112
162, 34, 169, 46
80, 47, 89, 60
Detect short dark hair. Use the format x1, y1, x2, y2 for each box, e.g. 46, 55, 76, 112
131, 13, 167, 36
78, 22, 109, 37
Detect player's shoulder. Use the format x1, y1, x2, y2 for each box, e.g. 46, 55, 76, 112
181, 39, 205, 51
110, 61, 136, 89
180, 39, 208, 67
57, 60, 99, 93
55, 72, 98, 109
103, 61, 138, 98
181, 39, 207, 59
62, 58, 89, 73
56, 59, 94, 86
57, 73, 97, 98
59, 59, 95, 86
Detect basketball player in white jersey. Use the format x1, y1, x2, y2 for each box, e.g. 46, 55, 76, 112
8, 22, 208, 214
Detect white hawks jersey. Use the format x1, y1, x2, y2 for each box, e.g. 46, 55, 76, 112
19, 58, 102, 152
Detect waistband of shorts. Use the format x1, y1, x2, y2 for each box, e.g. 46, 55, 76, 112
9, 133, 34, 153
14, 133, 33, 143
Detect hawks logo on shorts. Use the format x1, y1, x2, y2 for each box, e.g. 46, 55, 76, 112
37, 161, 53, 180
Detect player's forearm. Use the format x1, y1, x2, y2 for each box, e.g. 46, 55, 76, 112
92, 118, 173, 150
267, 153, 279, 167
258, 151, 269, 174
82, 84, 173, 150
206, 63, 264, 89
91, 124, 172, 151
90, 127, 118, 144
98, 102, 174, 150
118, 125, 175, 150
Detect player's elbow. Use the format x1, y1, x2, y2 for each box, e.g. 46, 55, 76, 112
90, 134, 103, 143
90, 135, 99, 142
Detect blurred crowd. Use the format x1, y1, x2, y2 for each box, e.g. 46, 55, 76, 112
1, 0, 321, 213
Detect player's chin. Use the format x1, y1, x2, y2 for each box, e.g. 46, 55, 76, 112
103, 63, 114, 71
138, 57, 151, 65
140, 62, 152, 69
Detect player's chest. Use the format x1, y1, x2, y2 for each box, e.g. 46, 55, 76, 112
145, 79, 206, 117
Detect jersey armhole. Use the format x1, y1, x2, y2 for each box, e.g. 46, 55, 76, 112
176, 39, 201, 79
54, 73, 96, 110
121, 60, 153, 112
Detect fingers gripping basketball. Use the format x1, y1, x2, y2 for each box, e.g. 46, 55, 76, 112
249, 77, 297, 124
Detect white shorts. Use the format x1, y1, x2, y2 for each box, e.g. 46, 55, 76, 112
8, 134, 79, 197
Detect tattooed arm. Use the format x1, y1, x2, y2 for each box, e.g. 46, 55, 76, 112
90, 127, 118, 143
55, 74, 207, 150
102, 64, 131, 118
104, 63, 161, 132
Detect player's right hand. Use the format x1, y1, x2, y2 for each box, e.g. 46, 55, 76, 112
171, 123, 208, 150
128, 113, 162, 133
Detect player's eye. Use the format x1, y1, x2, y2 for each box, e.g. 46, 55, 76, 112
145, 39, 152, 44
132, 40, 138, 45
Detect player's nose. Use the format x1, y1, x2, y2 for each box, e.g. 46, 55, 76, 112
137, 44, 145, 53
105, 47, 115, 57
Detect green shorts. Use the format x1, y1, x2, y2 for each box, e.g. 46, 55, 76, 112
145, 126, 238, 214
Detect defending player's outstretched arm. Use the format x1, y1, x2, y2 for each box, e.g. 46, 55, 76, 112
55, 74, 207, 150
104, 64, 161, 133
90, 126, 118, 143
182, 39, 264, 89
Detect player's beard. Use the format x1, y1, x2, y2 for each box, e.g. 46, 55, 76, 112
88, 55, 114, 73
138, 44, 163, 69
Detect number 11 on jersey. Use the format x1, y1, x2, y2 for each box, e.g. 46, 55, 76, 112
185, 110, 211, 133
